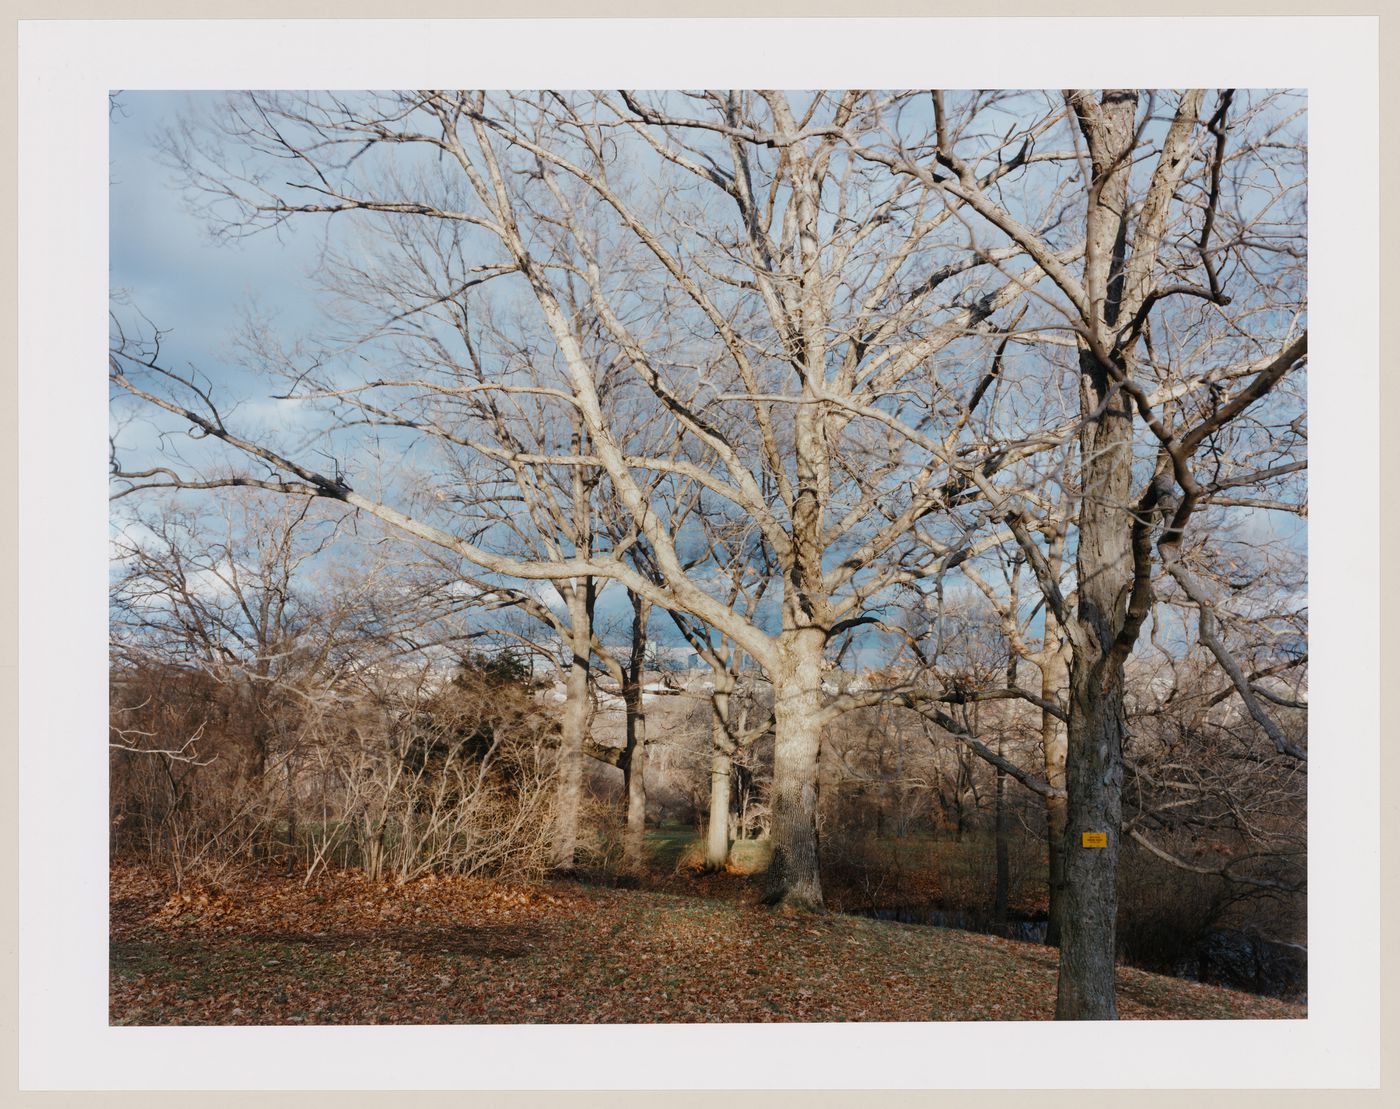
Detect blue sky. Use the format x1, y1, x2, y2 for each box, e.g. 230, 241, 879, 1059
108, 91, 873, 664
108, 89, 1304, 673
108, 91, 774, 662
110, 92, 325, 387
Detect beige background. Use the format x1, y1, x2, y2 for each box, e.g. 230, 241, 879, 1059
3, 2, 1392, 1104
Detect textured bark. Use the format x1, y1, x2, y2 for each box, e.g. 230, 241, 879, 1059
762, 629, 826, 910
1040, 622, 1070, 948
1056, 88, 1138, 1020
703, 681, 735, 871
1056, 679, 1126, 1019
1043, 774, 1069, 948
551, 586, 592, 872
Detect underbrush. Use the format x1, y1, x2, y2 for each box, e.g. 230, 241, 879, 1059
818, 826, 1046, 918
112, 808, 1305, 1000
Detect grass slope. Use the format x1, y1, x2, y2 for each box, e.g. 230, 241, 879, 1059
110, 866, 1304, 1025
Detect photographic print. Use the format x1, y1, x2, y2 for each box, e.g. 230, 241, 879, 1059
106, 86, 1309, 1028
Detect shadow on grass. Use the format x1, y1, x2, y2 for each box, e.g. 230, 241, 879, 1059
113, 921, 550, 977
238, 922, 549, 959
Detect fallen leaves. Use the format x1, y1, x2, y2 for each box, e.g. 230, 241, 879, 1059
109, 864, 1305, 1026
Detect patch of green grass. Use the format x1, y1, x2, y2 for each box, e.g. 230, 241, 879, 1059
642, 826, 773, 875
643, 824, 698, 870
110, 939, 196, 981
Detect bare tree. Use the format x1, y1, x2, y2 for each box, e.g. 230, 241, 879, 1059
849, 89, 1307, 1016
110, 491, 372, 877
118, 90, 1076, 910
636, 494, 775, 871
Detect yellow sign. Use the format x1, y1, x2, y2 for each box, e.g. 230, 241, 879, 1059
1081, 832, 1108, 848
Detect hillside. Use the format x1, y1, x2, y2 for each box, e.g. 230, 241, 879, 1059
110, 866, 1304, 1025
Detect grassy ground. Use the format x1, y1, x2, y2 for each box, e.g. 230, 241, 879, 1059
653, 823, 772, 876
110, 859, 1304, 1025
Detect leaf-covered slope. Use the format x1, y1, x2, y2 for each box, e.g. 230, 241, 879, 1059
110, 867, 1305, 1025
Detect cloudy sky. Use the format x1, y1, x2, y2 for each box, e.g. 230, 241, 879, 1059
111, 93, 322, 388
107, 89, 1303, 671
108, 92, 786, 661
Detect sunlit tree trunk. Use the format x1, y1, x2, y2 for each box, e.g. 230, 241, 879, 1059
1040, 616, 1070, 947
763, 627, 826, 910
552, 581, 593, 872
703, 673, 736, 871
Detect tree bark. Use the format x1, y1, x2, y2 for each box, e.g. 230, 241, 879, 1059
1056, 677, 1126, 1019
551, 583, 593, 872
703, 678, 735, 871
1040, 621, 1070, 947
620, 592, 651, 877
553, 412, 597, 874
1056, 88, 1138, 1020
762, 628, 825, 911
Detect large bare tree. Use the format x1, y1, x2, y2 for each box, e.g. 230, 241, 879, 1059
844, 89, 1307, 1016
120, 90, 1070, 910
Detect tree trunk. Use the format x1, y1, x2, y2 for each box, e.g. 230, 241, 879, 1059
620, 723, 647, 877
1040, 625, 1070, 947
553, 412, 597, 874
1056, 675, 1126, 1019
551, 585, 592, 872
1055, 88, 1138, 1020
762, 629, 825, 911
994, 745, 1009, 923
954, 751, 970, 842
620, 593, 651, 877
703, 681, 734, 871
735, 763, 753, 841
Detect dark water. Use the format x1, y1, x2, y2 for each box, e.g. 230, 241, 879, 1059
1156, 928, 1308, 1000
863, 904, 1050, 943
854, 905, 1306, 1001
